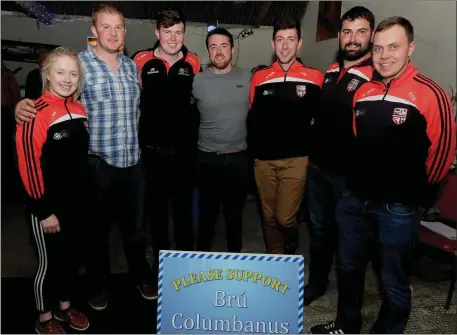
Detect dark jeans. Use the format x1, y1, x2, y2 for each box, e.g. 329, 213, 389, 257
196, 150, 248, 253
142, 147, 195, 275
85, 157, 150, 292
335, 191, 421, 334
306, 165, 346, 292
306, 166, 383, 292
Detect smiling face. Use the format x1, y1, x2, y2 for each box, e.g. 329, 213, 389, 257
46, 55, 80, 98
207, 34, 233, 70
372, 24, 415, 83
91, 12, 126, 53
155, 22, 185, 57
272, 28, 302, 68
338, 18, 372, 61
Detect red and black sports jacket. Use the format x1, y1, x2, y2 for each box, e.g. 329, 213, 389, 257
310, 56, 373, 175
348, 62, 456, 207
247, 60, 324, 160
16, 91, 90, 220
132, 42, 200, 152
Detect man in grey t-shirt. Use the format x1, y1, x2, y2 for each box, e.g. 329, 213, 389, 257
192, 28, 251, 252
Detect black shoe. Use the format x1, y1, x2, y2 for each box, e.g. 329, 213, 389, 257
136, 280, 158, 300
310, 321, 345, 334
89, 290, 107, 311
304, 284, 325, 306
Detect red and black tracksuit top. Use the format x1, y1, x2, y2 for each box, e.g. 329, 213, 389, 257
132, 43, 200, 152
310, 56, 373, 175
348, 62, 456, 207
16, 90, 90, 221
247, 60, 324, 160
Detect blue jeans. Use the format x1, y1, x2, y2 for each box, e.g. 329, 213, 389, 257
335, 191, 421, 334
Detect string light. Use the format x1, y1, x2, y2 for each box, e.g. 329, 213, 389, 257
15, 1, 54, 26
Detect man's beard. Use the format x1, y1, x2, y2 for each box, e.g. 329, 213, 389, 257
211, 55, 231, 70
338, 43, 370, 61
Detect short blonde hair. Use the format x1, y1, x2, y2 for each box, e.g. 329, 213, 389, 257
92, 3, 125, 26
41, 47, 84, 102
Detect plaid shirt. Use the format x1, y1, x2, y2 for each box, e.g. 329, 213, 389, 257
79, 48, 141, 168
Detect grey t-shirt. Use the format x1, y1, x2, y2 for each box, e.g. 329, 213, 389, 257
192, 67, 251, 153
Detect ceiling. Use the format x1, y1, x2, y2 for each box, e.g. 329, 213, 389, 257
2, 1, 309, 27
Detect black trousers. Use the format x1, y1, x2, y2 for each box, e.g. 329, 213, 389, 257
142, 147, 195, 275
196, 150, 248, 253
84, 157, 150, 292
29, 208, 82, 313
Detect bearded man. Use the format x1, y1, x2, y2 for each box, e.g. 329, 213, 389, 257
192, 28, 251, 253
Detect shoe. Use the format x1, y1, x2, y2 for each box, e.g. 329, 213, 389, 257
54, 307, 89, 331
89, 290, 107, 311
35, 318, 65, 334
310, 321, 345, 334
304, 284, 325, 306
136, 280, 158, 300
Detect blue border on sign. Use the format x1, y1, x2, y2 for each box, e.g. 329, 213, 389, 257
157, 250, 305, 334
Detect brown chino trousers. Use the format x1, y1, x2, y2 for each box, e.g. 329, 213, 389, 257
254, 156, 308, 254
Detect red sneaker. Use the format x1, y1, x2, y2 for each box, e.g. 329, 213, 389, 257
34, 318, 65, 334
54, 308, 89, 331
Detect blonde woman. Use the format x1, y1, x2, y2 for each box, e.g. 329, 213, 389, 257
16, 47, 90, 334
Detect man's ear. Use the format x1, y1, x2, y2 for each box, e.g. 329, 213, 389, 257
408, 40, 416, 57
91, 25, 97, 38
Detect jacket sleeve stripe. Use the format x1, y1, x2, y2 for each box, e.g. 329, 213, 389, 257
24, 119, 45, 199
418, 74, 454, 183
21, 122, 37, 198
414, 74, 454, 183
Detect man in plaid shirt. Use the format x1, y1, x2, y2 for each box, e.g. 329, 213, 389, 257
14, 4, 155, 309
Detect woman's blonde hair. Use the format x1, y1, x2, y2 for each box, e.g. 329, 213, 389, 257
41, 47, 84, 101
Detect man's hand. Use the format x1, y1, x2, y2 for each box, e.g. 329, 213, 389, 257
15, 98, 36, 124
40, 214, 61, 234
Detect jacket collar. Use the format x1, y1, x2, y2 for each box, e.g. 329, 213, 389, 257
271, 59, 305, 72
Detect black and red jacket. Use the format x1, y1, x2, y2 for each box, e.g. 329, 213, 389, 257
247, 60, 324, 160
348, 62, 456, 207
16, 90, 90, 220
132, 42, 200, 152
310, 56, 373, 175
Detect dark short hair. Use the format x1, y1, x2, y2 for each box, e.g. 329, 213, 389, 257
339, 6, 375, 31
272, 16, 301, 40
155, 8, 186, 30
205, 28, 234, 49
375, 16, 414, 43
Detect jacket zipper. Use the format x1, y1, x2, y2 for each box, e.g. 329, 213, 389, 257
281, 60, 296, 82
382, 81, 391, 100
64, 98, 73, 119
